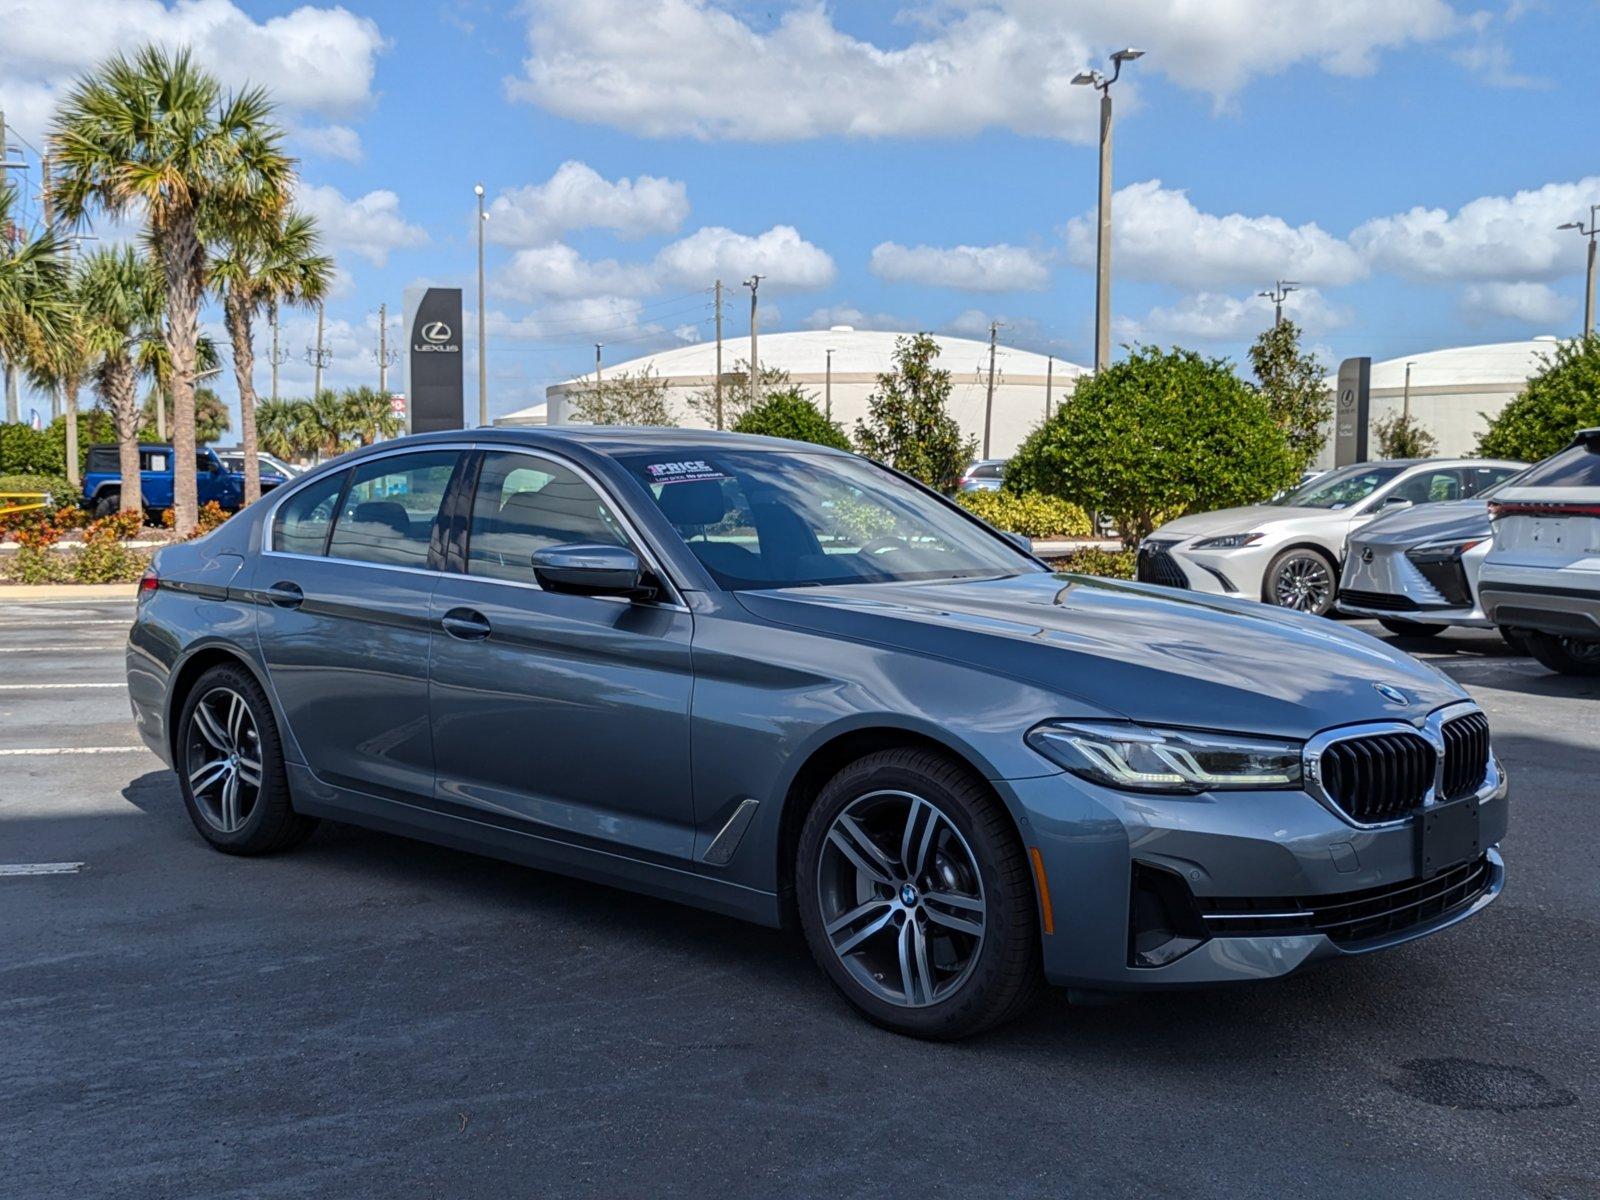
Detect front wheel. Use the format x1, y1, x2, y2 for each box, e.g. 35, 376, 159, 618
1522, 631, 1600, 677
176, 663, 317, 854
1379, 617, 1445, 639
1264, 548, 1338, 616
795, 748, 1042, 1039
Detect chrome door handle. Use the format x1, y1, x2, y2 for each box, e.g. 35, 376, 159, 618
441, 608, 491, 640
264, 581, 304, 609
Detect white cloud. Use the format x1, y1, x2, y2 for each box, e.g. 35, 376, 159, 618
482, 298, 662, 344
803, 305, 919, 332
1460, 282, 1571, 325
295, 183, 428, 268
491, 244, 656, 302
654, 224, 835, 290
486, 161, 689, 246
1118, 286, 1350, 342
508, 0, 1455, 143
1351, 176, 1600, 283
1065, 180, 1366, 288
294, 123, 363, 163
0, 0, 387, 139
869, 242, 1049, 292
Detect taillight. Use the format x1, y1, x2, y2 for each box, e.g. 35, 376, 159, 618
1490, 501, 1600, 519
138, 568, 159, 601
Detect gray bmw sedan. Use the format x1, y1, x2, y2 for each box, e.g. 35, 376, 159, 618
126, 428, 1507, 1039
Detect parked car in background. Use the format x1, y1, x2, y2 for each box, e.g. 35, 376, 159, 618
1338, 470, 1526, 644
1479, 428, 1600, 676
128, 427, 1506, 1039
1138, 459, 1524, 616
957, 458, 1007, 493
82, 444, 245, 517
215, 449, 297, 490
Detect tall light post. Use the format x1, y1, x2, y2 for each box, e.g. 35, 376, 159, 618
1259, 280, 1299, 328
1558, 204, 1598, 338
744, 275, 764, 410
475, 183, 488, 426
1072, 47, 1144, 373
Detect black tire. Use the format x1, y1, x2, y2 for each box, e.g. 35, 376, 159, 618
1263, 547, 1338, 617
174, 663, 317, 855
1522, 631, 1600, 677
795, 748, 1043, 1039
1497, 626, 1528, 654
92, 490, 120, 518
1379, 617, 1445, 638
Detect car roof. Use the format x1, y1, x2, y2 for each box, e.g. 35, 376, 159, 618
393, 425, 853, 458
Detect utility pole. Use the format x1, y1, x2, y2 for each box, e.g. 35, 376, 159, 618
1559, 205, 1599, 338
1403, 361, 1415, 423
713, 279, 724, 429
1073, 49, 1144, 373
983, 320, 1000, 459
1045, 354, 1054, 420
594, 343, 603, 386
744, 275, 763, 413
306, 301, 329, 396
374, 303, 397, 393
1, 107, 21, 424
825, 348, 833, 421
268, 304, 288, 402
1259, 280, 1299, 328
475, 183, 488, 426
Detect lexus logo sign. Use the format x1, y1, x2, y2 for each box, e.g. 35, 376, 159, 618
414, 318, 459, 354
421, 321, 452, 343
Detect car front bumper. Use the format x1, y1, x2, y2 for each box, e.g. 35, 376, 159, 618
1135, 537, 1269, 600
1002, 749, 1508, 990
1338, 541, 1492, 627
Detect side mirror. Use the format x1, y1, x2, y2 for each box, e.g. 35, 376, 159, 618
1381, 496, 1414, 510
532, 543, 651, 599
1002, 531, 1032, 554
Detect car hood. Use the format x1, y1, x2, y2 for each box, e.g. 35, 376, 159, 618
1350, 500, 1489, 548
1149, 505, 1337, 540
737, 572, 1465, 739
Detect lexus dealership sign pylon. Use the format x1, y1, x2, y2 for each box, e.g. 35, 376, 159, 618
402, 287, 465, 433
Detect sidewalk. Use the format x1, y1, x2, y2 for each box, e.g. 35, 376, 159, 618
0, 583, 139, 601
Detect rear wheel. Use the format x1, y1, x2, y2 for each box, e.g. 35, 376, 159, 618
1497, 626, 1528, 654
1378, 617, 1445, 638
176, 663, 316, 854
796, 748, 1042, 1039
1522, 632, 1600, 677
92, 490, 120, 518
1264, 548, 1338, 616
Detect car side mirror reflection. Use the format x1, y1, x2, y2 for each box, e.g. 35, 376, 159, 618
531, 543, 654, 600
1381, 496, 1414, 509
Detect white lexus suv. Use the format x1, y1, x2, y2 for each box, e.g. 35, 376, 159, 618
1479, 429, 1600, 675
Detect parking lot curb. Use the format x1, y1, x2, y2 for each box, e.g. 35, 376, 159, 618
0, 583, 139, 601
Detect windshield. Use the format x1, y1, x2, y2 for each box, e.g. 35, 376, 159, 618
1279, 463, 1407, 509
618, 450, 1042, 590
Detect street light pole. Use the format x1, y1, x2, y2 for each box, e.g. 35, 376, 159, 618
983, 320, 1000, 459
1073, 48, 1144, 373
1559, 205, 1598, 338
744, 275, 764, 412
1258, 280, 1300, 328
1403, 360, 1415, 423
825, 348, 833, 421
475, 183, 488, 426
713, 279, 724, 429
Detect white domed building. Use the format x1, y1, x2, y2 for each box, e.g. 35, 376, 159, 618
497, 327, 1086, 459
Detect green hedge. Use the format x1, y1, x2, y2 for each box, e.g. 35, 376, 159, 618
0, 472, 78, 508
956, 489, 1092, 538
1047, 546, 1136, 579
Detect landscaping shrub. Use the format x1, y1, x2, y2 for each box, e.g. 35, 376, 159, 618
957, 489, 1091, 539
1044, 546, 1136, 580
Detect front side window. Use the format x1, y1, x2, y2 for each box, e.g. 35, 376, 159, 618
272, 470, 348, 556
618, 450, 1040, 590
1281, 463, 1407, 509
1389, 468, 1464, 505
327, 451, 459, 567
465, 451, 631, 583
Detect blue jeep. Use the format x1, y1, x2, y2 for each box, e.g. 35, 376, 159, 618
82, 444, 246, 518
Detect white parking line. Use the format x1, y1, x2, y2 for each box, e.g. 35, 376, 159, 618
0, 682, 125, 690
0, 863, 86, 877
0, 645, 125, 653
0, 746, 149, 756
0, 618, 131, 625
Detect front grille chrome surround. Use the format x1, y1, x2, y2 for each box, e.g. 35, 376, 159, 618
1303, 701, 1501, 829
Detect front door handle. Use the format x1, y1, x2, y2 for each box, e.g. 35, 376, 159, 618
264, 581, 304, 609
441, 607, 492, 641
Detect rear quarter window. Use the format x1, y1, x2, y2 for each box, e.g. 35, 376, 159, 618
272, 471, 348, 556
1516, 443, 1600, 488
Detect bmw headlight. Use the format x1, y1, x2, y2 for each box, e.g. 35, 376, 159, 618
1026, 721, 1303, 793
1191, 532, 1264, 549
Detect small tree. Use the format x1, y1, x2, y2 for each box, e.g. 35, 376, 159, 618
1373, 409, 1438, 459
854, 333, 974, 492
733, 391, 851, 450
1477, 335, 1600, 462
1007, 345, 1299, 547
1248, 318, 1331, 471
570, 368, 676, 426
686, 360, 803, 428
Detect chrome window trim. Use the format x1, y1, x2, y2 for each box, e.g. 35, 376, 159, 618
261, 440, 689, 611
1301, 700, 1501, 830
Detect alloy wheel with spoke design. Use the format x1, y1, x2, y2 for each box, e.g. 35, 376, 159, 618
817, 789, 986, 1008
185, 686, 264, 834
1271, 553, 1334, 613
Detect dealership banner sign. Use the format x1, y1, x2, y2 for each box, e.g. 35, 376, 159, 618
1334, 356, 1371, 466
403, 287, 465, 433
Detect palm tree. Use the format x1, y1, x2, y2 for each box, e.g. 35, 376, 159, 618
75, 248, 162, 512
295, 390, 355, 462
208, 209, 332, 504
50, 45, 293, 535
0, 182, 71, 424
25, 270, 96, 486
137, 329, 220, 435
255, 397, 306, 462
341, 386, 403, 447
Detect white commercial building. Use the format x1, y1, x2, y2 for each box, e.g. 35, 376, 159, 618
497, 327, 1086, 460
1314, 337, 1560, 467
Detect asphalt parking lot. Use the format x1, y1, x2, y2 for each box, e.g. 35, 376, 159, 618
2, 598, 1596, 1199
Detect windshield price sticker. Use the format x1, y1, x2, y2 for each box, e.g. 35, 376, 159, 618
645, 460, 726, 485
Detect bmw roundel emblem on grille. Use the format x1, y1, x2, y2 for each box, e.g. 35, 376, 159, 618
1374, 682, 1408, 705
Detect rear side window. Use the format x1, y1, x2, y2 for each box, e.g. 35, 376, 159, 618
1516, 442, 1600, 488
1459, 466, 1518, 497
272, 472, 347, 556
327, 451, 459, 568
971, 463, 1004, 480
87, 447, 119, 472
140, 450, 170, 472
465, 451, 630, 583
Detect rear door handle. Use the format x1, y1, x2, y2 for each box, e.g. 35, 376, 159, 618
441, 608, 492, 641
263, 581, 304, 609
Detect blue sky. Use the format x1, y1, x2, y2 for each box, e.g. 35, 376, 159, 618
4, 0, 1599, 430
